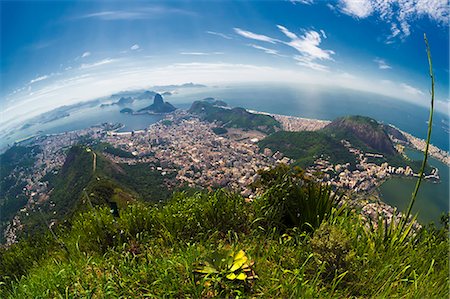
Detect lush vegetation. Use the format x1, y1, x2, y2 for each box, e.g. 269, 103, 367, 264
95, 142, 136, 158
189, 100, 281, 134
14, 145, 174, 240
0, 165, 447, 298
212, 127, 228, 135
322, 115, 396, 155
259, 131, 356, 168
0, 146, 41, 242
109, 162, 175, 202
320, 115, 432, 171
259, 117, 431, 173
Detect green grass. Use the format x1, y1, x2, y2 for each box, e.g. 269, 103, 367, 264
1, 166, 448, 298
94, 142, 136, 158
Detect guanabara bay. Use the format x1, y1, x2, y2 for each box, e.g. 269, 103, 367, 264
0, 1, 449, 298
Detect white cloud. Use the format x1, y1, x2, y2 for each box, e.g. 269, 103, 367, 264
294, 56, 330, 72
248, 44, 283, 56
29, 75, 49, 84
79, 58, 116, 69
81, 51, 91, 58
374, 57, 392, 69
233, 28, 279, 44
206, 31, 232, 39
233, 25, 334, 71
277, 25, 334, 71
400, 83, 424, 95
77, 7, 195, 21
334, 0, 449, 40
278, 26, 334, 60
81, 11, 147, 20
339, 0, 373, 18
130, 44, 140, 50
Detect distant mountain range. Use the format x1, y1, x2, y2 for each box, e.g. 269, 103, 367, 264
151, 82, 206, 90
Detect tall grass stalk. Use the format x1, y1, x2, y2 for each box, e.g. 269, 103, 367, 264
401, 33, 435, 230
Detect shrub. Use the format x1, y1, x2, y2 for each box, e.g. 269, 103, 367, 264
194, 248, 257, 297
253, 165, 340, 232
0, 233, 55, 286
310, 222, 356, 284
70, 207, 122, 253
155, 190, 250, 242
117, 203, 156, 240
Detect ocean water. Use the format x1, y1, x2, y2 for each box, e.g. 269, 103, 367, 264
168, 83, 449, 151
1, 100, 164, 148
4, 83, 449, 151
379, 148, 449, 225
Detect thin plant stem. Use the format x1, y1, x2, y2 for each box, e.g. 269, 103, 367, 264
401, 33, 435, 229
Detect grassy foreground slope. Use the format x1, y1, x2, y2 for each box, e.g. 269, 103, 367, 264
0, 166, 448, 298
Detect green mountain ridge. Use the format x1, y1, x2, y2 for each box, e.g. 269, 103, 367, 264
19, 145, 174, 238
189, 100, 281, 134
259, 131, 355, 168
259, 115, 428, 172
322, 115, 396, 155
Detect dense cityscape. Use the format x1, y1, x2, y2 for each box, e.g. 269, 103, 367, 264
4, 106, 448, 245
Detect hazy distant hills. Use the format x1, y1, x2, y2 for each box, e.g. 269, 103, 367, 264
151, 82, 206, 90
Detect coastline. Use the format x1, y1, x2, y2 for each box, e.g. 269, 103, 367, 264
251, 109, 450, 167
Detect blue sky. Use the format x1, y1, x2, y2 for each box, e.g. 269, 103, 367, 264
1, 0, 448, 129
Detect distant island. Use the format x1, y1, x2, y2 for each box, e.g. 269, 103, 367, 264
100, 96, 135, 107
119, 108, 133, 114
138, 93, 176, 114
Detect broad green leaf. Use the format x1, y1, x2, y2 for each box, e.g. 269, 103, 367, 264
195, 266, 218, 274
